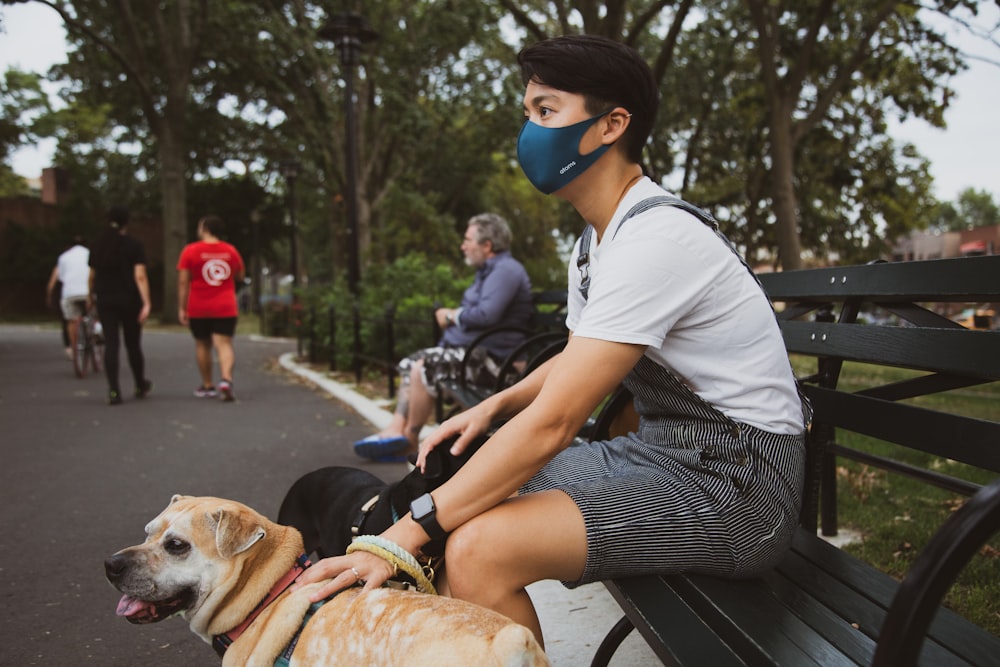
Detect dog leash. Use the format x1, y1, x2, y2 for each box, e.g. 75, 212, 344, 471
273, 599, 326, 667
212, 553, 312, 658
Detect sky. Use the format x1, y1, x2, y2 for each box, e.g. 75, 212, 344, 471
1, 2, 998, 203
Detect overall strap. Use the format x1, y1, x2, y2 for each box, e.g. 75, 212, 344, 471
576, 195, 811, 428
577, 195, 761, 301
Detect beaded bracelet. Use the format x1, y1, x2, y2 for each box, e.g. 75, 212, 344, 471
347, 535, 437, 595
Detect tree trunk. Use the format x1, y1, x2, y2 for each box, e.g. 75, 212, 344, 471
768, 105, 804, 270
158, 121, 187, 322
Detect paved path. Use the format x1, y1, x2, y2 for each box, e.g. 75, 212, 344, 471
0, 324, 655, 666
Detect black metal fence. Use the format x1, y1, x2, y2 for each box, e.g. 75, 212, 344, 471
295, 302, 438, 399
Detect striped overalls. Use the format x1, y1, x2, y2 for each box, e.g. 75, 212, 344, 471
521, 196, 808, 587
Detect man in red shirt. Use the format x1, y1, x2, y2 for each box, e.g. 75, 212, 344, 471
177, 215, 246, 402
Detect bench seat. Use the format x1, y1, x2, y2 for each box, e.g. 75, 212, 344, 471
598, 520, 1000, 666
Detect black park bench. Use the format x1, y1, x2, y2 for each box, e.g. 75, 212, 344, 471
589, 255, 1000, 666
434, 290, 568, 422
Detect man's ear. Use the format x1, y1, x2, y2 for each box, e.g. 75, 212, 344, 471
602, 108, 632, 144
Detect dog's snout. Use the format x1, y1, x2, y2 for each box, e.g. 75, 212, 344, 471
105, 553, 129, 583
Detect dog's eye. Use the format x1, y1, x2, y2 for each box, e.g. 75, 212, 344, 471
164, 538, 190, 556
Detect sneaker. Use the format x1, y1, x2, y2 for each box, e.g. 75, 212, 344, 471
108, 390, 122, 406
194, 385, 217, 398
135, 379, 153, 399
218, 380, 234, 402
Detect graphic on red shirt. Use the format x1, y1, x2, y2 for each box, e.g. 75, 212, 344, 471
178, 241, 245, 318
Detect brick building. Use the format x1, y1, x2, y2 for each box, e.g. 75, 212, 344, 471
0, 168, 164, 316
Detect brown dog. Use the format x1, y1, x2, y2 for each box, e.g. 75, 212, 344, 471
105, 495, 549, 666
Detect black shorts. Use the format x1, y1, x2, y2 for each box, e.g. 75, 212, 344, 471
189, 317, 237, 341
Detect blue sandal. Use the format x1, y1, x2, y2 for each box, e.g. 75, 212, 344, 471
353, 434, 410, 460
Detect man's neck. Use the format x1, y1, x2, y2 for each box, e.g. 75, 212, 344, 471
566, 162, 644, 241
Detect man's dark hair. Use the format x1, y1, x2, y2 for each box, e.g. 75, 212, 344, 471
107, 205, 130, 227
199, 215, 225, 238
517, 34, 659, 165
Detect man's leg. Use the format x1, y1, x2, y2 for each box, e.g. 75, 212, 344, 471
67, 317, 81, 357
195, 338, 214, 388
62, 299, 82, 362
404, 360, 435, 448
120, 309, 146, 391
443, 490, 588, 646
213, 333, 235, 382
97, 303, 121, 396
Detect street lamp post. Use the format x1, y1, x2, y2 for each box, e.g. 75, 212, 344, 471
319, 12, 378, 298
250, 208, 261, 316
280, 159, 301, 290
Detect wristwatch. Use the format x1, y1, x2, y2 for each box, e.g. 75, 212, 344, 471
410, 493, 448, 541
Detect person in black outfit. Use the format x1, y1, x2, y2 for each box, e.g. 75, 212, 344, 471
87, 206, 153, 405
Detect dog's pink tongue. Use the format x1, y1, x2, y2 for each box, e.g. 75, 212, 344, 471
116, 594, 154, 619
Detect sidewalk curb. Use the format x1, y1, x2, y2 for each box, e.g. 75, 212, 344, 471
278, 352, 394, 431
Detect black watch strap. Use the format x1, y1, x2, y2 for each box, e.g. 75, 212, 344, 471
410, 493, 448, 541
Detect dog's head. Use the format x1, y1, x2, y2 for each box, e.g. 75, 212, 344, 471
105, 495, 270, 626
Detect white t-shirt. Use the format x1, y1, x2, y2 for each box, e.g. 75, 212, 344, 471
567, 178, 803, 436
57, 245, 91, 299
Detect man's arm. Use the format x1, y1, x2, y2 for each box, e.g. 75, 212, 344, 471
87, 269, 96, 310
46, 265, 60, 307
134, 264, 151, 324
177, 268, 191, 325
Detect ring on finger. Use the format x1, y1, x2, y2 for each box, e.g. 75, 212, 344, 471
350, 567, 361, 581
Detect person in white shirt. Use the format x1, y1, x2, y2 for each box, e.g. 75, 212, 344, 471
47, 238, 91, 359
295, 35, 808, 648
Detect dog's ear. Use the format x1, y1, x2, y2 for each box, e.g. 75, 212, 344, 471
210, 508, 266, 559
169, 494, 188, 505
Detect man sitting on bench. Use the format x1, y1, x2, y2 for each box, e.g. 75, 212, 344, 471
353, 212, 533, 462
299, 36, 810, 649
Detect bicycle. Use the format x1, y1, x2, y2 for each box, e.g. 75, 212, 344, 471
73, 307, 104, 378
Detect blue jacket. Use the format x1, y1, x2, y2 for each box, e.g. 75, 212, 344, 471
441, 251, 533, 358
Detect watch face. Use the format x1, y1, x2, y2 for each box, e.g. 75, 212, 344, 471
411, 493, 434, 518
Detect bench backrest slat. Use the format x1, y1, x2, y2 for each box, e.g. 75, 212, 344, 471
760, 255, 1000, 302
805, 386, 1000, 473
780, 323, 1000, 379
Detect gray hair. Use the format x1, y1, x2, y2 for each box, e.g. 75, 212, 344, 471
467, 213, 512, 253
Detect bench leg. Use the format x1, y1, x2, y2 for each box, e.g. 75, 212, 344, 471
590, 614, 635, 667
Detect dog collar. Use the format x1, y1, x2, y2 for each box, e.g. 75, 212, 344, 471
212, 553, 311, 658
351, 493, 382, 537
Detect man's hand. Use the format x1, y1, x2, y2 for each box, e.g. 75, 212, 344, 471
416, 405, 492, 472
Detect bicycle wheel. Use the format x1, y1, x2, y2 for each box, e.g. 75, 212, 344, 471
91, 333, 103, 373
70, 315, 88, 378
73, 335, 87, 378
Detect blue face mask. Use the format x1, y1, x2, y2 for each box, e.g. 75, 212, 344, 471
516, 111, 612, 194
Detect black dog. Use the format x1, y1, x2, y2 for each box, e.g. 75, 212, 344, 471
278, 434, 486, 559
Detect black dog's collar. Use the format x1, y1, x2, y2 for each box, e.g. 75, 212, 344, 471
351, 494, 382, 537
212, 553, 311, 657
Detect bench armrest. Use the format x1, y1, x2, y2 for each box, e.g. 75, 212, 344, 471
874, 476, 1000, 666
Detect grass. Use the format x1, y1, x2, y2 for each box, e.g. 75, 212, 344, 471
790, 357, 1000, 635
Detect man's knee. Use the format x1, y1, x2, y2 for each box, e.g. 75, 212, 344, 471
410, 359, 428, 389
442, 514, 508, 599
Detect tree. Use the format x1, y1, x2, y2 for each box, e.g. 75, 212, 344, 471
215, 0, 532, 282
0, 68, 49, 196
933, 187, 1000, 231
742, 0, 971, 268
492, 0, 971, 268
26, 0, 227, 321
